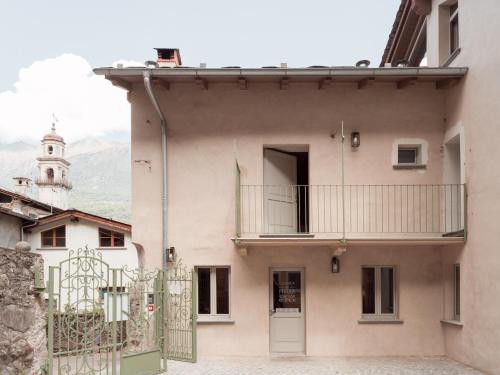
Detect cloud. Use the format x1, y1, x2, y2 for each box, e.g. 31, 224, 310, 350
0, 54, 137, 143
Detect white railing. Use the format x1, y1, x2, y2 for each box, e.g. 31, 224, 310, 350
239, 184, 466, 237
35, 177, 73, 189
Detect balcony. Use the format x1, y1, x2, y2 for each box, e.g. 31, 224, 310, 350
35, 177, 73, 189
235, 184, 466, 247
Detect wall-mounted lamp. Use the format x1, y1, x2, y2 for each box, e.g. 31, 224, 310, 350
331, 257, 340, 273
167, 246, 176, 263
351, 131, 360, 148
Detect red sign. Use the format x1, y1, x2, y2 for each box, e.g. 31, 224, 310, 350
148, 304, 155, 312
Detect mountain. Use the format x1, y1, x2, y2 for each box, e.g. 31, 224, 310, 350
0, 138, 131, 222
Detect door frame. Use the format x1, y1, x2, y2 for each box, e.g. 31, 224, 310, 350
268, 267, 306, 354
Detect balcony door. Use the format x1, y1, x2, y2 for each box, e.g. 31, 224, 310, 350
264, 149, 298, 234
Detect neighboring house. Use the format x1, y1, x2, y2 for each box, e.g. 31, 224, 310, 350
25, 209, 135, 287
94, 0, 499, 373
0, 126, 139, 283
0, 187, 60, 249
0, 208, 34, 249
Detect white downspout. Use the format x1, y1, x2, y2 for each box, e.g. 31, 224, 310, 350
143, 70, 168, 271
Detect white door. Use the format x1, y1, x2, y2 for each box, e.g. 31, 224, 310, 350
269, 268, 305, 353
263, 149, 297, 234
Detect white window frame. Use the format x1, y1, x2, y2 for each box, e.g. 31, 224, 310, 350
196, 266, 231, 322
449, 2, 459, 55
453, 263, 461, 321
361, 266, 398, 321
392, 138, 428, 169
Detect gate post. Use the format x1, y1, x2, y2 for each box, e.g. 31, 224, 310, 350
162, 270, 168, 370
112, 268, 118, 375
47, 266, 55, 375
191, 269, 198, 363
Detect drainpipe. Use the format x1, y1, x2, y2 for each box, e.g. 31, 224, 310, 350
143, 70, 168, 271
341, 120, 346, 243
21, 220, 39, 243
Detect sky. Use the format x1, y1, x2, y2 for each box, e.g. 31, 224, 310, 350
0, 0, 400, 143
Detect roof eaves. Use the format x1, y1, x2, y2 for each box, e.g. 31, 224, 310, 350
94, 66, 468, 79
35, 209, 131, 232
0, 187, 64, 213
0, 207, 36, 222
380, 0, 409, 66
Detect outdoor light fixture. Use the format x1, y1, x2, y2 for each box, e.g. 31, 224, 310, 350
331, 257, 340, 273
351, 131, 360, 148
167, 246, 176, 262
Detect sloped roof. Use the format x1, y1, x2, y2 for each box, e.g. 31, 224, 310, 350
380, 0, 409, 66
31, 209, 131, 232
0, 187, 63, 214
0, 206, 36, 222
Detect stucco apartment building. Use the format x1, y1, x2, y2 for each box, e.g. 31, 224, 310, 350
95, 0, 500, 373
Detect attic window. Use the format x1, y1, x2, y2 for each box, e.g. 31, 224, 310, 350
99, 228, 125, 248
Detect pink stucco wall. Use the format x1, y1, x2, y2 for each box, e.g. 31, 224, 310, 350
128, 80, 454, 356
428, 0, 500, 373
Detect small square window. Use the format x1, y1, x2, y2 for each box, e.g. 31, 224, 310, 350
398, 147, 418, 164
393, 140, 427, 169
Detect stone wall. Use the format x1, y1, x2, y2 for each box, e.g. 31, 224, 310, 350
0, 243, 47, 375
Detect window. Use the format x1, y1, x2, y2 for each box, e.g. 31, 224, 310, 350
99, 228, 125, 247
98, 286, 126, 300
393, 139, 427, 169
362, 266, 397, 320
408, 20, 427, 67
398, 147, 418, 165
449, 3, 459, 54
46, 168, 54, 180
197, 267, 230, 319
48, 145, 53, 155
41, 226, 66, 248
454, 264, 460, 321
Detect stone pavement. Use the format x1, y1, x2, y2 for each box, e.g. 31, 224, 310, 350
166, 356, 483, 375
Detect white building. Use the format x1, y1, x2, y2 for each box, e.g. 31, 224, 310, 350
0, 125, 139, 283
25, 209, 136, 285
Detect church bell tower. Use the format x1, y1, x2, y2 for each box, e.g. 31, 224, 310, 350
35, 123, 72, 209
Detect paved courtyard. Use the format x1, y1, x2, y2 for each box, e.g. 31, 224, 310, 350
167, 356, 483, 375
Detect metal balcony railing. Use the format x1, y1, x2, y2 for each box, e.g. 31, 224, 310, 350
35, 177, 73, 189
237, 184, 466, 238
